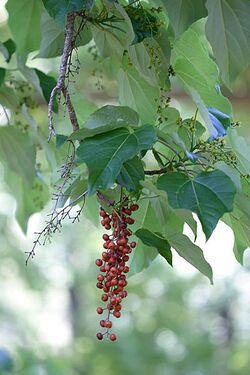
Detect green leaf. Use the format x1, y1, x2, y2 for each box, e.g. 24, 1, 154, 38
224, 193, 250, 264
128, 43, 158, 86
117, 156, 144, 192
0, 43, 9, 61
167, 233, 213, 283
231, 217, 250, 264
56, 134, 68, 149
118, 67, 159, 124
227, 128, 250, 175
37, 11, 92, 58
92, 25, 124, 58
135, 228, 172, 266
85, 105, 139, 129
69, 105, 139, 141
173, 27, 232, 134
42, 0, 94, 26
159, 107, 181, 134
6, 0, 43, 54
76, 125, 156, 195
134, 124, 157, 151
0, 68, 6, 87
206, 0, 250, 86
157, 170, 236, 239
36, 11, 65, 58
0, 127, 36, 186
68, 177, 88, 205
2, 39, 16, 62
141, 179, 197, 239
34, 69, 58, 112
4, 171, 49, 233
215, 161, 241, 191
0, 85, 19, 109
17, 59, 43, 97
129, 199, 161, 275
162, 0, 207, 37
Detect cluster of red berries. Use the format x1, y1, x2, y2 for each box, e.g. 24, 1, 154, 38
95, 202, 139, 341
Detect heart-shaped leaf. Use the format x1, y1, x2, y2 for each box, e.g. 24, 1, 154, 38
77, 125, 156, 195
157, 170, 236, 239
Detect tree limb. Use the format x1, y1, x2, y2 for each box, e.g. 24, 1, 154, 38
48, 13, 78, 140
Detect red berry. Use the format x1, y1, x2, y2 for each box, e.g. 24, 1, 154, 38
110, 333, 117, 341
130, 241, 136, 248
102, 294, 108, 302
95, 259, 103, 266
131, 204, 139, 211
103, 234, 109, 241
125, 217, 134, 225
113, 311, 121, 318
100, 209, 106, 217
105, 320, 112, 329
96, 332, 103, 340
115, 304, 122, 311
117, 238, 127, 246
100, 320, 106, 327
96, 307, 103, 314
97, 274, 104, 282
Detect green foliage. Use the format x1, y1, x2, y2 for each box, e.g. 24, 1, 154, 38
0, 68, 5, 86
157, 170, 236, 239
42, 0, 94, 26
167, 233, 213, 283
206, 0, 250, 87
117, 156, 144, 192
1, 38, 16, 62
162, 0, 207, 37
6, 0, 43, 54
0, 127, 36, 185
118, 66, 160, 124
173, 27, 231, 134
1, 0, 250, 280
135, 228, 172, 265
36, 11, 66, 58
76, 124, 156, 195
35, 69, 58, 112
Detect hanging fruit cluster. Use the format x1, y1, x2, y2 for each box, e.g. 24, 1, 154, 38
95, 201, 139, 341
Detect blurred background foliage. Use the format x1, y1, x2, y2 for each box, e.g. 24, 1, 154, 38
1, 2, 250, 375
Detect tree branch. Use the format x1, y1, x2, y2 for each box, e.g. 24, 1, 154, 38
48, 13, 78, 140
144, 167, 172, 175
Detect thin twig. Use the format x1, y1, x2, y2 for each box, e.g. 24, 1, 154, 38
25, 190, 87, 265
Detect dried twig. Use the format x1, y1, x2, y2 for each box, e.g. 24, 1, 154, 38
50, 141, 76, 219
25, 190, 87, 265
